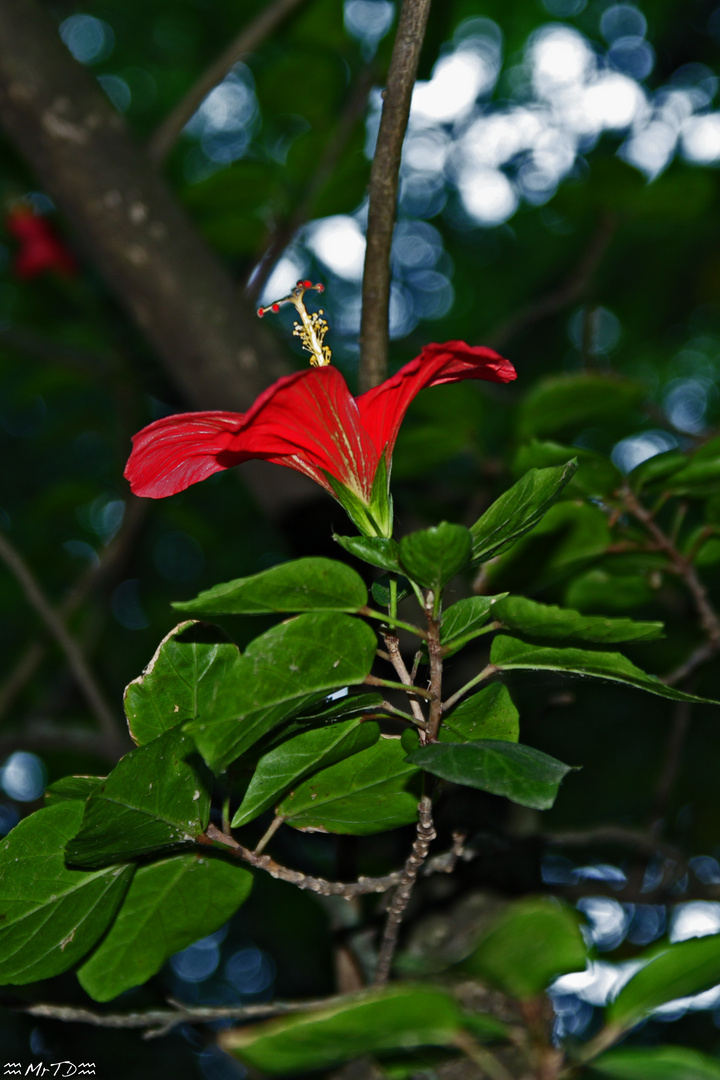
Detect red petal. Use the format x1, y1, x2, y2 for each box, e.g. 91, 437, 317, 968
125, 368, 379, 501
356, 341, 516, 457
124, 411, 248, 497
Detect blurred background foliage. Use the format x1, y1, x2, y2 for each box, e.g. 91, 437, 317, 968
4, 0, 720, 1076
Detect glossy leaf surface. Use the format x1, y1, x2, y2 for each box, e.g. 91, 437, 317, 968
0, 802, 133, 984
232, 718, 381, 827
399, 522, 473, 590
186, 612, 378, 773
278, 735, 420, 834
470, 462, 578, 564
65, 728, 211, 868
408, 740, 574, 810
492, 596, 664, 643
491, 636, 717, 704
124, 621, 241, 746
439, 684, 519, 743
78, 852, 253, 1001
173, 557, 368, 615
333, 534, 400, 571
440, 594, 507, 653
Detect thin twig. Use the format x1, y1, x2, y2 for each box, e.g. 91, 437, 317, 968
205, 824, 403, 897
22, 994, 357, 1039
488, 213, 617, 350
425, 592, 443, 740
247, 64, 377, 299
374, 795, 435, 985
359, 0, 433, 391
0, 497, 147, 726
382, 634, 427, 726
148, 0, 309, 165
0, 530, 122, 751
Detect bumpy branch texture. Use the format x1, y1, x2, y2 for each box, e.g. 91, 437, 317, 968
0, 0, 289, 418
359, 0, 433, 391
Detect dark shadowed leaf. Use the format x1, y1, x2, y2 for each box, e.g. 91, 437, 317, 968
220, 984, 505, 1074
278, 734, 420, 834
399, 523, 473, 590
608, 933, 720, 1030
492, 596, 664, 643
514, 439, 620, 497
185, 612, 378, 773
124, 621, 241, 746
78, 852, 253, 1001
173, 557, 367, 616
0, 802, 133, 984
439, 685, 519, 744
462, 896, 588, 998
65, 728, 211, 868
470, 462, 578, 564
371, 573, 412, 607
407, 740, 574, 810
491, 636, 718, 704
518, 375, 646, 439
232, 718, 381, 827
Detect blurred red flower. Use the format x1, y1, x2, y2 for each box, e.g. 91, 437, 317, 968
6, 207, 77, 280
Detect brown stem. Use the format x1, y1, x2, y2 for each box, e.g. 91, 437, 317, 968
374, 795, 435, 985
23, 993, 364, 1039
0, 530, 124, 753
359, 0, 433, 391
425, 593, 443, 740
205, 824, 403, 897
382, 634, 427, 726
148, 0, 309, 166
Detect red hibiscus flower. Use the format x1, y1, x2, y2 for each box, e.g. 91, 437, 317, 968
5, 206, 77, 280
124, 340, 515, 537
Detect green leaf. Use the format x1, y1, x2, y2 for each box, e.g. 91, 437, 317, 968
294, 692, 384, 724
65, 728, 211, 869
232, 718, 381, 827
399, 522, 473, 590
172, 558, 368, 616
333, 534, 400, 572
439, 685, 519, 744
591, 1046, 720, 1080
518, 374, 646, 440
0, 802, 133, 984
461, 896, 588, 998
220, 985, 502, 1074
514, 438, 620, 497
325, 473, 389, 538
78, 852, 253, 1001
470, 462, 578, 564
277, 735, 420, 834
491, 636, 718, 705
368, 449, 394, 539
608, 933, 720, 1029
492, 596, 664, 643
440, 594, 508, 654
44, 775, 105, 805
186, 612, 378, 773
407, 740, 574, 810
629, 449, 687, 490
371, 573, 412, 607
124, 621, 241, 746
